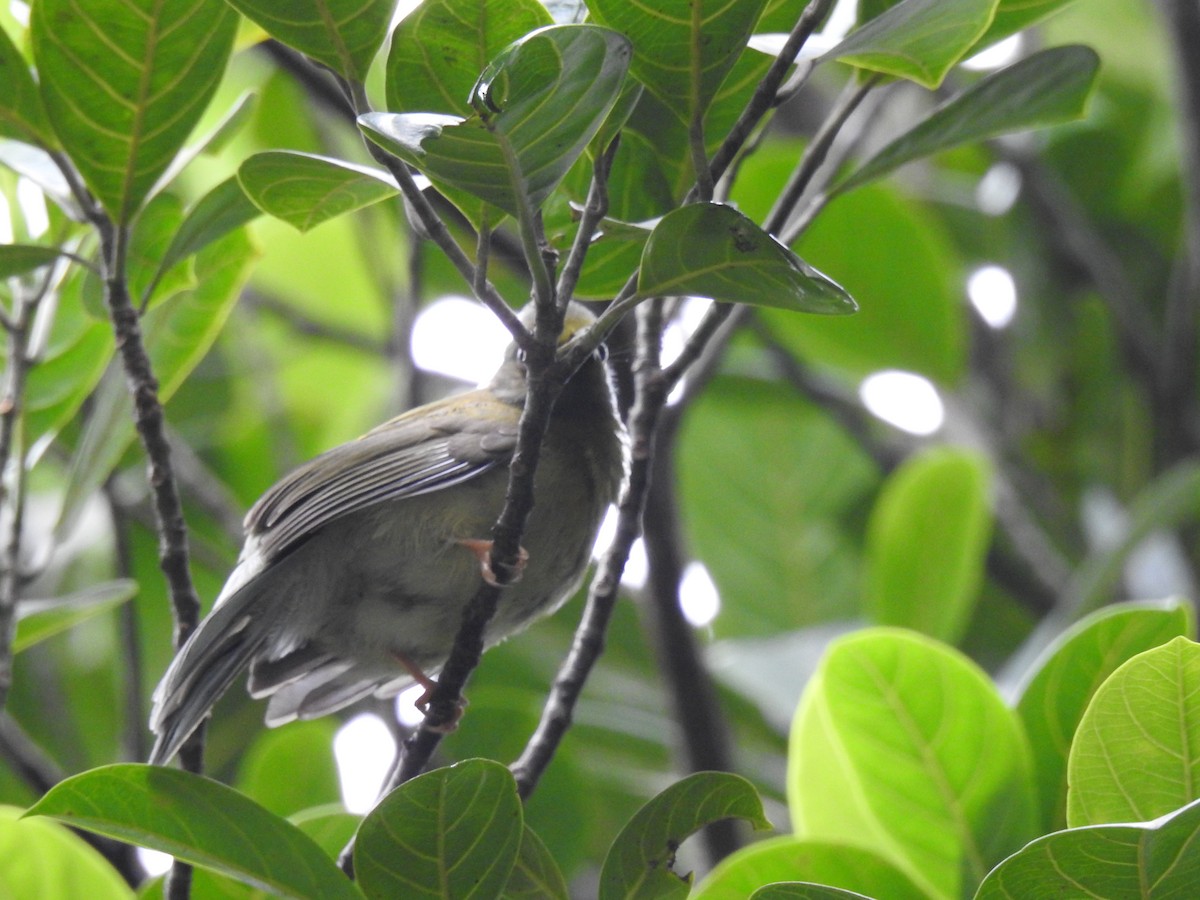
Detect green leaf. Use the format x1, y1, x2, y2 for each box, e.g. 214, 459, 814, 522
0, 23, 53, 146
691, 836, 928, 900
31, 0, 238, 223
638, 203, 856, 314
587, 0, 768, 128
354, 759, 523, 900
25, 765, 364, 899
225, 0, 392, 82
976, 0, 1082, 51
502, 825, 570, 900
864, 448, 993, 644
0, 805, 133, 900
0, 244, 71, 278
789, 628, 1037, 899
975, 798, 1200, 899
1016, 598, 1194, 832
14, 580, 138, 653
238, 152, 399, 233
836, 45, 1101, 196
236, 721, 341, 818
823, 0, 997, 88
1066, 636, 1200, 827
598, 771, 771, 900
751, 886, 876, 900
360, 24, 632, 221
385, 0, 553, 116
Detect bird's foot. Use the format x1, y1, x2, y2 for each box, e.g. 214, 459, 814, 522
456, 538, 529, 586
395, 652, 466, 733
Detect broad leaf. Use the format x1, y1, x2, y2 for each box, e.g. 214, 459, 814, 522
1067, 636, 1200, 827
0, 23, 53, 145
751, 886, 876, 900
386, 0, 553, 115
789, 628, 1037, 899
25, 765, 363, 899
1016, 598, 1194, 831
976, 798, 1200, 899
225, 0, 392, 82
976, 0, 1082, 51
638, 203, 856, 313
864, 448, 993, 644
823, 0, 996, 88
0, 244, 69, 278
502, 826, 570, 900
362, 25, 631, 222
31, 0, 237, 223
598, 771, 770, 900
354, 759, 523, 900
0, 806, 132, 900
836, 45, 1101, 196
691, 836, 927, 900
14, 580, 138, 653
238, 152, 398, 233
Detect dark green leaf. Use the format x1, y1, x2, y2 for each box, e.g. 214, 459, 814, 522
361, 25, 631, 221
225, 0, 392, 82
25, 765, 364, 899
1016, 598, 1194, 831
238, 152, 398, 233
1067, 636, 1200, 827
836, 45, 1101, 195
354, 759, 523, 900
0, 23, 53, 145
864, 448, 993, 644
638, 203, 856, 314
0, 244, 69, 278
14, 580, 138, 653
386, 0, 553, 115
823, 0, 996, 88
31, 0, 237, 223
502, 826, 570, 900
975, 798, 1200, 899
598, 772, 771, 900
789, 629, 1037, 899
0, 806, 133, 899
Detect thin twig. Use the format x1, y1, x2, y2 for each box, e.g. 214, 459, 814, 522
106, 484, 147, 762
556, 140, 619, 307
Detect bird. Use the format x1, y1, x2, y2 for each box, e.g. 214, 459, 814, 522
148, 301, 625, 765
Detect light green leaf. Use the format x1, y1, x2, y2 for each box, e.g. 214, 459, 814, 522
354, 759, 523, 900
0, 806, 133, 900
361, 24, 631, 221
225, 0, 392, 82
691, 836, 927, 900
975, 798, 1200, 899
751, 885, 877, 900
236, 721, 341, 818
864, 448, 993, 644
25, 765, 363, 899
502, 826, 570, 900
31, 0, 237, 223
638, 203, 856, 313
14, 580, 138, 653
789, 628, 1037, 899
598, 772, 771, 900
385, 0, 553, 116
975, 0, 1083, 51
1067, 636, 1200, 827
238, 152, 398, 233
823, 0, 997, 88
0, 23, 53, 146
1016, 598, 1194, 831
836, 45, 1100, 195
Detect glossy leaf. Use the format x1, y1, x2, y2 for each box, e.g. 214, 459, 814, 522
225, 0, 392, 82
362, 25, 631, 222
638, 203, 857, 314
598, 771, 771, 900
386, 0, 553, 115
14, 580, 138, 653
502, 826, 570, 900
1016, 598, 1194, 831
0, 806, 132, 900
0, 23, 53, 145
864, 448, 993, 644
836, 45, 1101, 196
0, 244, 69, 278
976, 798, 1200, 899
1067, 636, 1200, 827
789, 628, 1037, 899
751, 886, 876, 900
822, 0, 996, 88
587, 0, 767, 128
31, 0, 237, 223
691, 836, 927, 900
238, 152, 398, 233
25, 765, 363, 899
354, 758, 523, 900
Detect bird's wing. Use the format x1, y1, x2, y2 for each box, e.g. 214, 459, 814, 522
244, 389, 521, 562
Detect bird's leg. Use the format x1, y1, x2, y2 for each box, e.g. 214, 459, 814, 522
393, 651, 466, 732
455, 538, 529, 586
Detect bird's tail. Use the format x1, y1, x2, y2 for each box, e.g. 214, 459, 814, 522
148, 586, 268, 766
